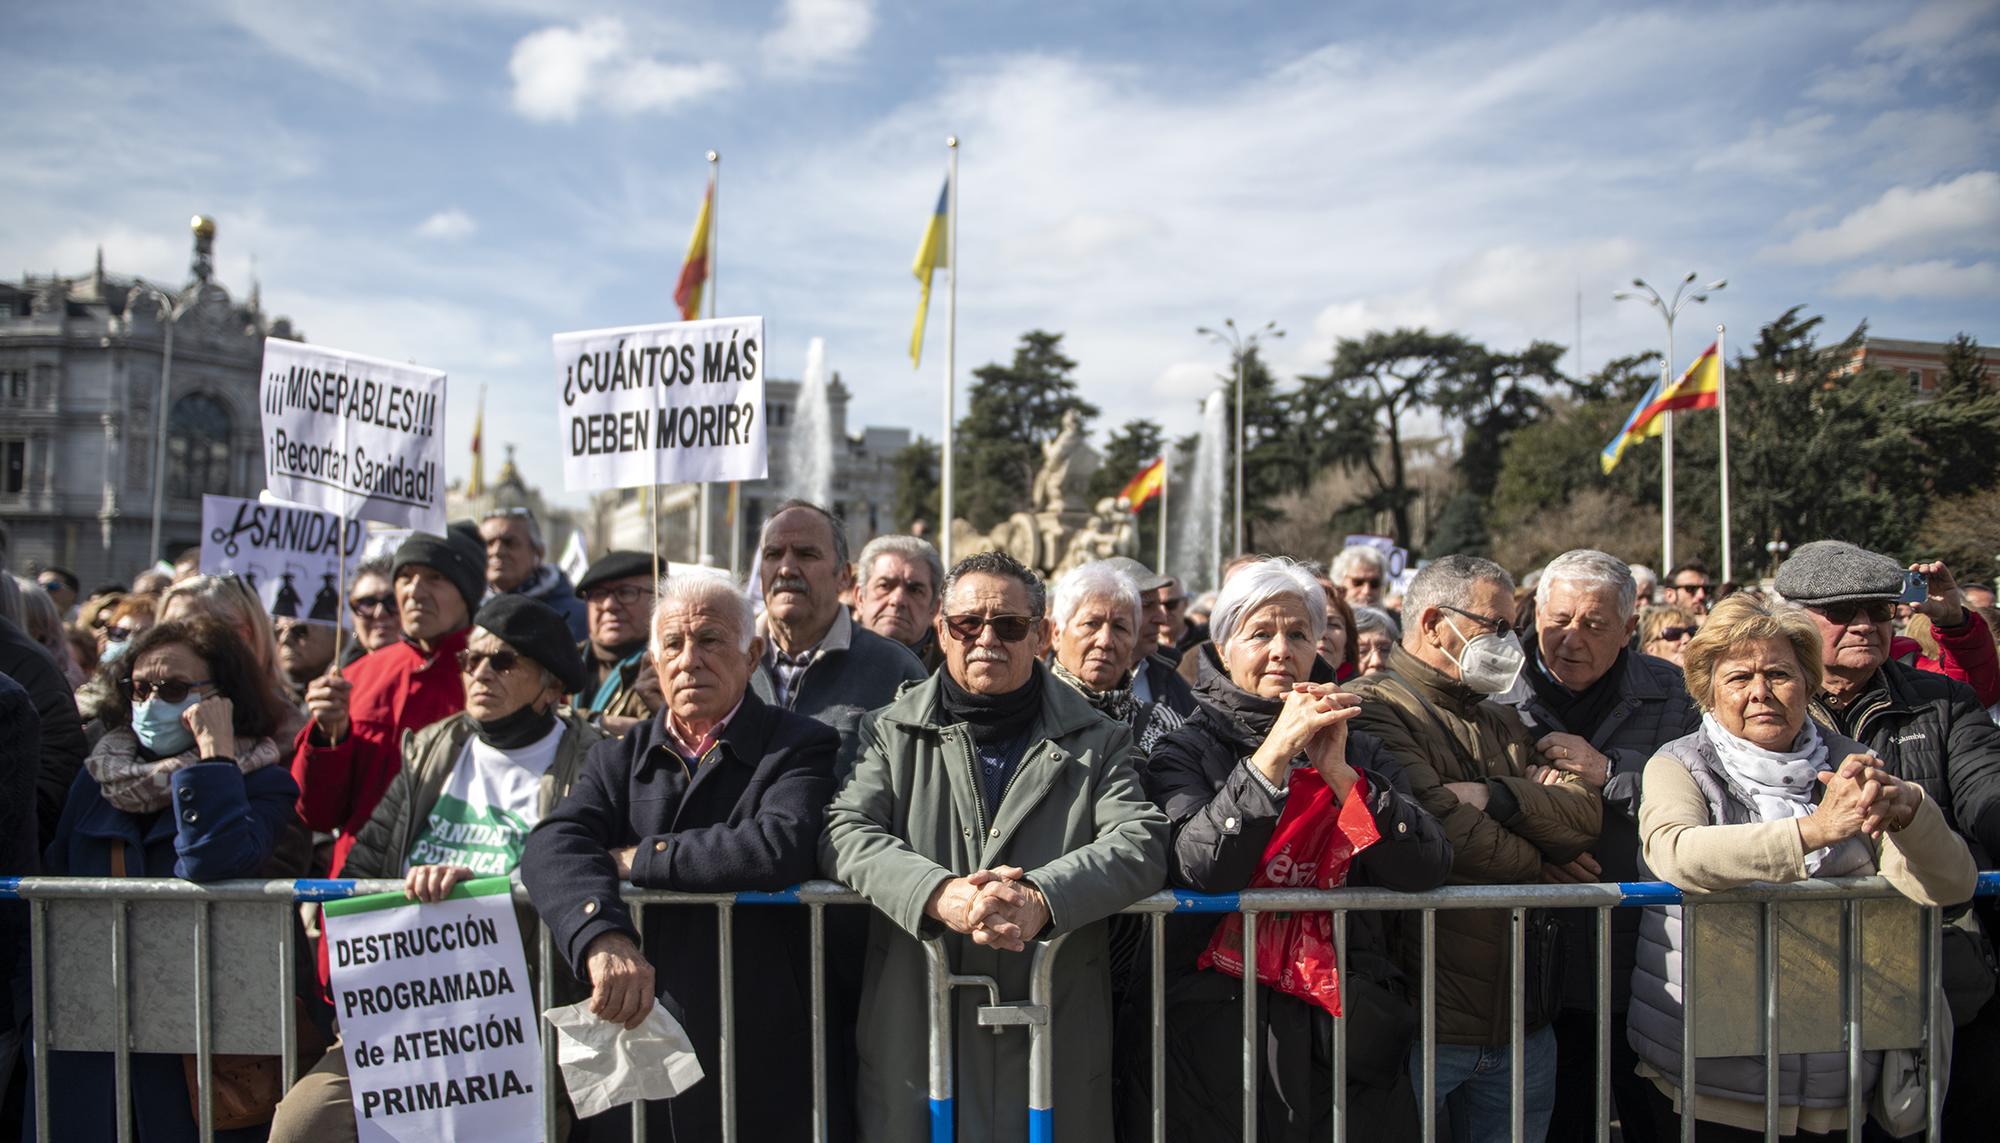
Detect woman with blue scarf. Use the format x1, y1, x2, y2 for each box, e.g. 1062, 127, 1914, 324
38, 616, 304, 1141
1629, 594, 1975, 1140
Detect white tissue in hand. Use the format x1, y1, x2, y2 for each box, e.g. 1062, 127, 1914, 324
543, 1000, 705, 1118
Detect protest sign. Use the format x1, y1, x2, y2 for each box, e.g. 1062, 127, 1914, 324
555, 316, 767, 492
1342, 533, 1409, 579
323, 877, 542, 1142
200, 494, 364, 626
260, 339, 448, 533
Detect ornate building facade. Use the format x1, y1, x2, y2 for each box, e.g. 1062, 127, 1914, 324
0, 218, 300, 585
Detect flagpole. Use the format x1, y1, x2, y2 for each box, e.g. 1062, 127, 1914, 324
940, 135, 959, 569
1716, 323, 1731, 587
698, 149, 719, 567
1157, 453, 1169, 573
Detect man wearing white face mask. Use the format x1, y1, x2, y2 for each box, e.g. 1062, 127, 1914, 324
1344, 554, 1602, 1143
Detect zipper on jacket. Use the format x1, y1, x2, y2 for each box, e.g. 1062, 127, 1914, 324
956, 726, 989, 839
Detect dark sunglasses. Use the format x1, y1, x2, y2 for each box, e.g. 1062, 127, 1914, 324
457, 648, 526, 675
1658, 625, 1699, 642
36, 578, 65, 592
582, 584, 651, 607
275, 623, 318, 645
121, 677, 211, 703
943, 612, 1039, 643
1162, 597, 1188, 612
1439, 604, 1516, 639
1812, 600, 1894, 626
348, 594, 395, 617
1670, 581, 1714, 594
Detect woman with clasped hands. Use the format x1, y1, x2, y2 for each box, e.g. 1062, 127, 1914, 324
1629, 593, 1976, 1140
1144, 558, 1450, 1140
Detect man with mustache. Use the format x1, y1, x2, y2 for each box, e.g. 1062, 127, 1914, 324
751, 500, 926, 779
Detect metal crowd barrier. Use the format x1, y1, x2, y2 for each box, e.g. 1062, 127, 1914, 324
5, 871, 1997, 1143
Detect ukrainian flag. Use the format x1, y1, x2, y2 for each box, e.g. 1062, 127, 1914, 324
910, 179, 950, 367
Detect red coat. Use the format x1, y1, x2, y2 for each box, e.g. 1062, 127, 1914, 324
290, 625, 470, 879
1892, 610, 1999, 708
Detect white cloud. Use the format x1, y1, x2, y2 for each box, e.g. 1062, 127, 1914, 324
416, 209, 477, 240
764, 0, 875, 70
1763, 170, 2000, 263
508, 19, 735, 122
1830, 259, 2000, 299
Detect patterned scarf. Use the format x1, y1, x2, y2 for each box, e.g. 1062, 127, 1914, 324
84, 728, 285, 814
1047, 657, 1138, 724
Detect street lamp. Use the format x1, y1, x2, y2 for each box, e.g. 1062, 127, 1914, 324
1197, 318, 1283, 555
1612, 272, 1725, 572
135, 215, 216, 567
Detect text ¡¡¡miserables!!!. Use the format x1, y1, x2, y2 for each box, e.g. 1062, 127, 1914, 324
259, 339, 448, 534
556, 316, 768, 492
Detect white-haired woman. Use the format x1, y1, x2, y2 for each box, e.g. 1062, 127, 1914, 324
1351, 605, 1400, 678
1143, 558, 1450, 1138
1630, 594, 1975, 1140
1049, 561, 1186, 753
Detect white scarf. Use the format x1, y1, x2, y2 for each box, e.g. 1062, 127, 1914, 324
1701, 712, 1838, 872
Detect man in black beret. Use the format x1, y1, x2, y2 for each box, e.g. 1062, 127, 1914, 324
270, 594, 603, 1143
1780, 540, 2000, 1139
573, 550, 663, 735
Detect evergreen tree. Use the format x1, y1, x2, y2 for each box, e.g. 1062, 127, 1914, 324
953, 331, 1100, 530
890, 438, 940, 532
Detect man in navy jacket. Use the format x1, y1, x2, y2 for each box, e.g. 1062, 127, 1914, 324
521, 570, 840, 1142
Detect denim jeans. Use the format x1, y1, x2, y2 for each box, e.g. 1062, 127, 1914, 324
1410, 1024, 1558, 1143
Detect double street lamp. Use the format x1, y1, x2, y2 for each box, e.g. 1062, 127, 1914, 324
1612, 272, 1725, 572
1197, 318, 1283, 556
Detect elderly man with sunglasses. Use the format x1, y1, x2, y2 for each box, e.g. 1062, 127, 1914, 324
571, 550, 664, 735
1774, 541, 2000, 1140
269, 594, 600, 1143
1343, 554, 1602, 1142
824, 550, 1168, 1143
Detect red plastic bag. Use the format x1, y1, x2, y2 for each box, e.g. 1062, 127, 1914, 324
1199, 768, 1381, 1015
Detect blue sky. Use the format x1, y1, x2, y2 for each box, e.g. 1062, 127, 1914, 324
6, 0, 1997, 510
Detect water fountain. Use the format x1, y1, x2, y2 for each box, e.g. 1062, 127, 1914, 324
1173, 388, 1228, 593
784, 337, 834, 507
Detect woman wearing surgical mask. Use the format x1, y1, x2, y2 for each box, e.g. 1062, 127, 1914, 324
37, 616, 304, 1141
75, 592, 161, 726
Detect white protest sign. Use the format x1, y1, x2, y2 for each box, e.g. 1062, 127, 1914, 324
556, 316, 767, 492
1342, 533, 1409, 579
323, 878, 542, 1143
259, 339, 448, 533
199, 494, 363, 626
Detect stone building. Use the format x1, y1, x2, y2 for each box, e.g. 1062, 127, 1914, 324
589, 374, 911, 574
0, 218, 300, 586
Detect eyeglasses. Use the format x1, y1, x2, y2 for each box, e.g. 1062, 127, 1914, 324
1163, 597, 1188, 611
583, 584, 651, 607
1812, 600, 1894, 627
1658, 625, 1699, 642
1439, 604, 1516, 639
275, 623, 318, 645
105, 625, 137, 642
36, 578, 64, 593
1670, 581, 1714, 595
348, 594, 395, 617
942, 612, 1039, 643
121, 677, 211, 703
457, 648, 525, 675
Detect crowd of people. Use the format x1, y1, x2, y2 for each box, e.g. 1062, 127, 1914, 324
1, 505, 1997, 1142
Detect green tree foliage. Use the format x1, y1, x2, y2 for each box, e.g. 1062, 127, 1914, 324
890, 438, 940, 531
1937, 332, 1990, 401
953, 331, 1100, 529
1291, 329, 1479, 548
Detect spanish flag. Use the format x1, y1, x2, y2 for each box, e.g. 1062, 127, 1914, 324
910, 178, 950, 367
1600, 340, 1723, 474
1120, 456, 1166, 513
673, 180, 713, 321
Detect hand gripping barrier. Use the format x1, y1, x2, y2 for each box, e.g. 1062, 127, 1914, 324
4, 871, 1996, 1143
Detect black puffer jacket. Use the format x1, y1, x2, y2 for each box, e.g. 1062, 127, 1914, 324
1810, 659, 2000, 866
1138, 658, 1451, 1142
1513, 647, 1700, 1010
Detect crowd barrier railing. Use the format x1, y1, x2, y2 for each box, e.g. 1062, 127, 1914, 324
6, 871, 1997, 1143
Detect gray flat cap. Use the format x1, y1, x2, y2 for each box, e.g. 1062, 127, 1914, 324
1774, 540, 1904, 606
1101, 556, 1173, 594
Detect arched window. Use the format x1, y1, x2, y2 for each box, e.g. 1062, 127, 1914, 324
166, 392, 232, 498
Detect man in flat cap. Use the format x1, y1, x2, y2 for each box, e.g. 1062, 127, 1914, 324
1778, 540, 2000, 1139
573, 550, 664, 735
271, 595, 603, 1142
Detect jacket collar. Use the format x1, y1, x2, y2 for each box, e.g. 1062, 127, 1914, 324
877, 659, 1100, 742
401, 623, 472, 668
639, 686, 773, 775
758, 606, 852, 662
1385, 643, 1488, 713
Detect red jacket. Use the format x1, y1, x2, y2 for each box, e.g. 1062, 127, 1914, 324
290, 625, 470, 879
1891, 610, 1999, 707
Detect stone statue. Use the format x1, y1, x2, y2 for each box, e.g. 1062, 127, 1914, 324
1031, 410, 1099, 516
